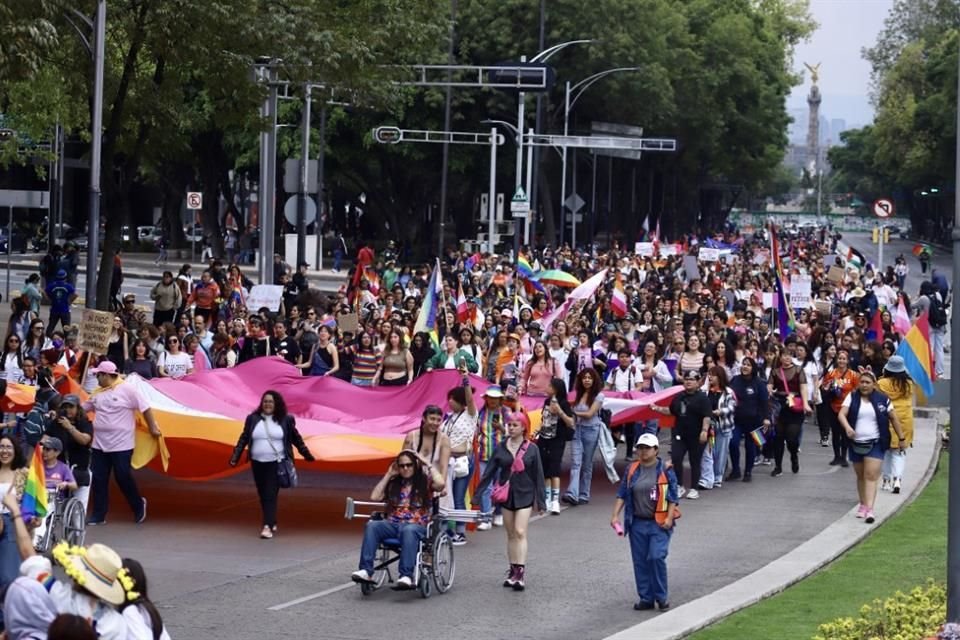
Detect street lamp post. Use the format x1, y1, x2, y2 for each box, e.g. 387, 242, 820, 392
85, 0, 105, 309
558, 67, 641, 250
947, 31, 960, 624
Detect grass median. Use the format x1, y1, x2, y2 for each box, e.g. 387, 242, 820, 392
692, 452, 948, 640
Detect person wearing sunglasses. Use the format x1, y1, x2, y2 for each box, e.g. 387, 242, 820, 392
352, 449, 432, 590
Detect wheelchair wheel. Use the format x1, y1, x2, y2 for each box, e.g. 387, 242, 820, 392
431, 531, 455, 594
360, 547, 391, 596
61, 499, 86, 547
418, 575, 432, 599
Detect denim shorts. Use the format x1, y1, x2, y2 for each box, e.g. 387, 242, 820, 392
848, 440, 884, 463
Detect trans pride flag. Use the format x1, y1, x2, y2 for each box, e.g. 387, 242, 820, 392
20, 445, 47, 521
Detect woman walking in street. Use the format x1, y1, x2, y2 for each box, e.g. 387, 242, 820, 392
610, 433, 679, 612
768, 347, 811, 477
440, 366, 478, 545
473, 410, 546, 591
820, 348, 859, 467
838, 370, 907, 523
727, 357, 770, 482
537, 378, 574, 514
876, 355, 914, 495
699, 366, 736, 489
229, 390, 315, 539
562, 368, 605, 506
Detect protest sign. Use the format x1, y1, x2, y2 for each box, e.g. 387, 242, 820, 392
246, 285, 284, 312
682, 256, 700, 282
698, 247, 721, 262
814, 300, 833, 317
827, 266, 845, 284
660, 244, 680, 257
791, 274, 812, 309
634, 242, 655, 257
338, 313, 359, 335
77, 310, 114, 354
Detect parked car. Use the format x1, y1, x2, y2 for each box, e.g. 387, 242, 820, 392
0, 230, 28, 253
184, 224, 204, 242
137, 225, 156, 242
53, 223, 88, 250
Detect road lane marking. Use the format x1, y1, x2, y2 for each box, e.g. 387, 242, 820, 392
268, 582, 355, 610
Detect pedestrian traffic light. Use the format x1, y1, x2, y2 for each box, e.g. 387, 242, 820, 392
0, 129, 13, 142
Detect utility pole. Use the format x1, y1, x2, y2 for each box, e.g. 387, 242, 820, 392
297, 84, 311, 267
530, 0, 546, 248
438, 0, 457, 259
947, 29, 960, 624
85, 0, 105, 309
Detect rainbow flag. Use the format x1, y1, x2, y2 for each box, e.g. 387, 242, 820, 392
750, 428, 767, 448
413, 260, 442, 347
465, 252, 482, 272
895, 310, 936, 397
21, 445, 47, 521
517, 255, 534, 279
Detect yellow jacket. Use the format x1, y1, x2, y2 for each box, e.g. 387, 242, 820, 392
877, 377, 914, 446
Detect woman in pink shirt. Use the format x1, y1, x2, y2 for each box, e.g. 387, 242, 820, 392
520, 341, 561, 397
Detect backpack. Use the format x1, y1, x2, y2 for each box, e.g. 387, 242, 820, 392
929, 295, 947, 328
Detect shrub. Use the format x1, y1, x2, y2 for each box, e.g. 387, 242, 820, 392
813, 580, 945, 640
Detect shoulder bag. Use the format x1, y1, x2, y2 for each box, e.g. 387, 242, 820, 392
491, 441, 529, 504
266, 420, 298, 489
779, 368, 804, 413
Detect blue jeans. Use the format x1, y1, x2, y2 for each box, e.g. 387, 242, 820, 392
729, 424, 759, 476
0, 513, 19, 630
712, 430, 732, 483
449, 455, 474, 534
359, 520, 426, 579
333, 250, 343, 272
90, 449, 144, 523
476, 459, 500, 515
628, 518, 671, 604
566, 422, 601, 502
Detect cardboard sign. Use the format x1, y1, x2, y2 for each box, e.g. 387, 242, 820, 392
752, 249, 770, 266
634, 242, 655, 257
814, 300, 833, 317
246, 285, 284, 312
827, 266, 845, 284
698, 247, 721, 262
77, 309, 114, 354
791, 274, 812, 310
682, 256, 700, 283
337, 312, 359, 335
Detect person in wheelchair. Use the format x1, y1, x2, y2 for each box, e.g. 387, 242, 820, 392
351, 449, 440, 590
40, 437, 78, 495
43, 394, 92, 509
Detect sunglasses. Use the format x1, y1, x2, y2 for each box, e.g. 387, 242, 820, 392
41, 445, 56, 451
167, 339, 179, 344
397, 463, 415, 469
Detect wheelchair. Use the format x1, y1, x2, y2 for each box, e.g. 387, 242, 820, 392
344, 497, 491, 598
33, 487, 86, 553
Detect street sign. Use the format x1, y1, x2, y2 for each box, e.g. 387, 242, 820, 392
511, 186, 529, 217
512, 186, 527, 203
564, 193, 585, 214
186, 192, 203, 210
373, 126, 403, 144
283, 195, 317, 226
873, 198, 894, 218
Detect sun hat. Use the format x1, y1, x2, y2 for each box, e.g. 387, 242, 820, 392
482, 386, 504, 398
636, 433, 660, 449
88, 361, 118, 376
884, 355, 906, 374
51, 542, 126, 606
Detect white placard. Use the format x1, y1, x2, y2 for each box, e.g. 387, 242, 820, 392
660, 244, 680, 257
790, 274, 812, 310
762, 292, 775, 309
634, 242, 655, 257
246, 284, 285, 312
698, 247, 721, 262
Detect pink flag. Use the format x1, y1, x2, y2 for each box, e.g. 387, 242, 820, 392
541, 269, 609, 333
455, 282, 468, 323
894, 295, 912, 336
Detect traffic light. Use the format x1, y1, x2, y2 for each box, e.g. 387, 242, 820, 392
883, 228, 890, 243
872, 227, 879, 243
0, 128, 13, 142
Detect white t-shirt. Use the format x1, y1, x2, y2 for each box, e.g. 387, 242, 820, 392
841, 393, 889, 442
250, 416, 286, 463
159, 351, 192, 379
123, 603, 173, 640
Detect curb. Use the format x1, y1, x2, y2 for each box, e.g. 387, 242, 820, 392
603, 416, 942, 640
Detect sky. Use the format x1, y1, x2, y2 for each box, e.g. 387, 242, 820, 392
786, 0, 895, 128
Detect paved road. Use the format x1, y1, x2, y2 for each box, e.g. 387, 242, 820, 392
82, 433, 854, 640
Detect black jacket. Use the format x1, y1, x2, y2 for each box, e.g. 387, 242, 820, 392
474, 440, 546, 512
229, 412, 315, 465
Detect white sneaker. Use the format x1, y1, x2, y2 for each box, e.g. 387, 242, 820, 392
686, 489, 700, 500
396, 575, 414, 589
476, 521, 492, 531
549, 499, 561, 515
880, 478, 891, 492
677, 487, 687, 499
351, 569, 374, 584
493, 514, 504, 527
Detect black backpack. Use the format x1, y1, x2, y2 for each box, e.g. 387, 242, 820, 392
929, 295, 948, 328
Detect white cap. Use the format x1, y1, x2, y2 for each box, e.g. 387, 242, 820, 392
636, 433, 660, 449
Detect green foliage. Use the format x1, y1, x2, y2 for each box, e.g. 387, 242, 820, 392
812, 580, 945, 640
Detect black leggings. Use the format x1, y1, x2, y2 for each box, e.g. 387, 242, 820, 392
816, 403, 832, 441
829, 409, 848, 460
251, 460, 280, 527
670, 430, 704, 489
774, 412, 803, 469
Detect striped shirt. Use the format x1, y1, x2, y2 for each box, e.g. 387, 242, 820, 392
352, 350, 381, 383
476, 407, 507, 462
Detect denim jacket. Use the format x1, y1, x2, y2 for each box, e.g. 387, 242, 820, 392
616, 457, 679, 527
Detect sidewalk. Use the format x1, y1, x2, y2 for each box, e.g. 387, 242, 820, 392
603, 411, 943, 640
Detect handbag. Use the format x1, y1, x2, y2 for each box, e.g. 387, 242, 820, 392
491, 441, 529, 505
266, 422, 298, 489
779, 368, 804, 412
452, 455, 470, 479
850, 439, 877, 456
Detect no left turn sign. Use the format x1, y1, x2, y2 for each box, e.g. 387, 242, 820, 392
186, 192, 203, 210
873, 198, 894, 218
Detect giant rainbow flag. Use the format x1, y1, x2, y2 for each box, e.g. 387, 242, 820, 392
1, 360, 682, 480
